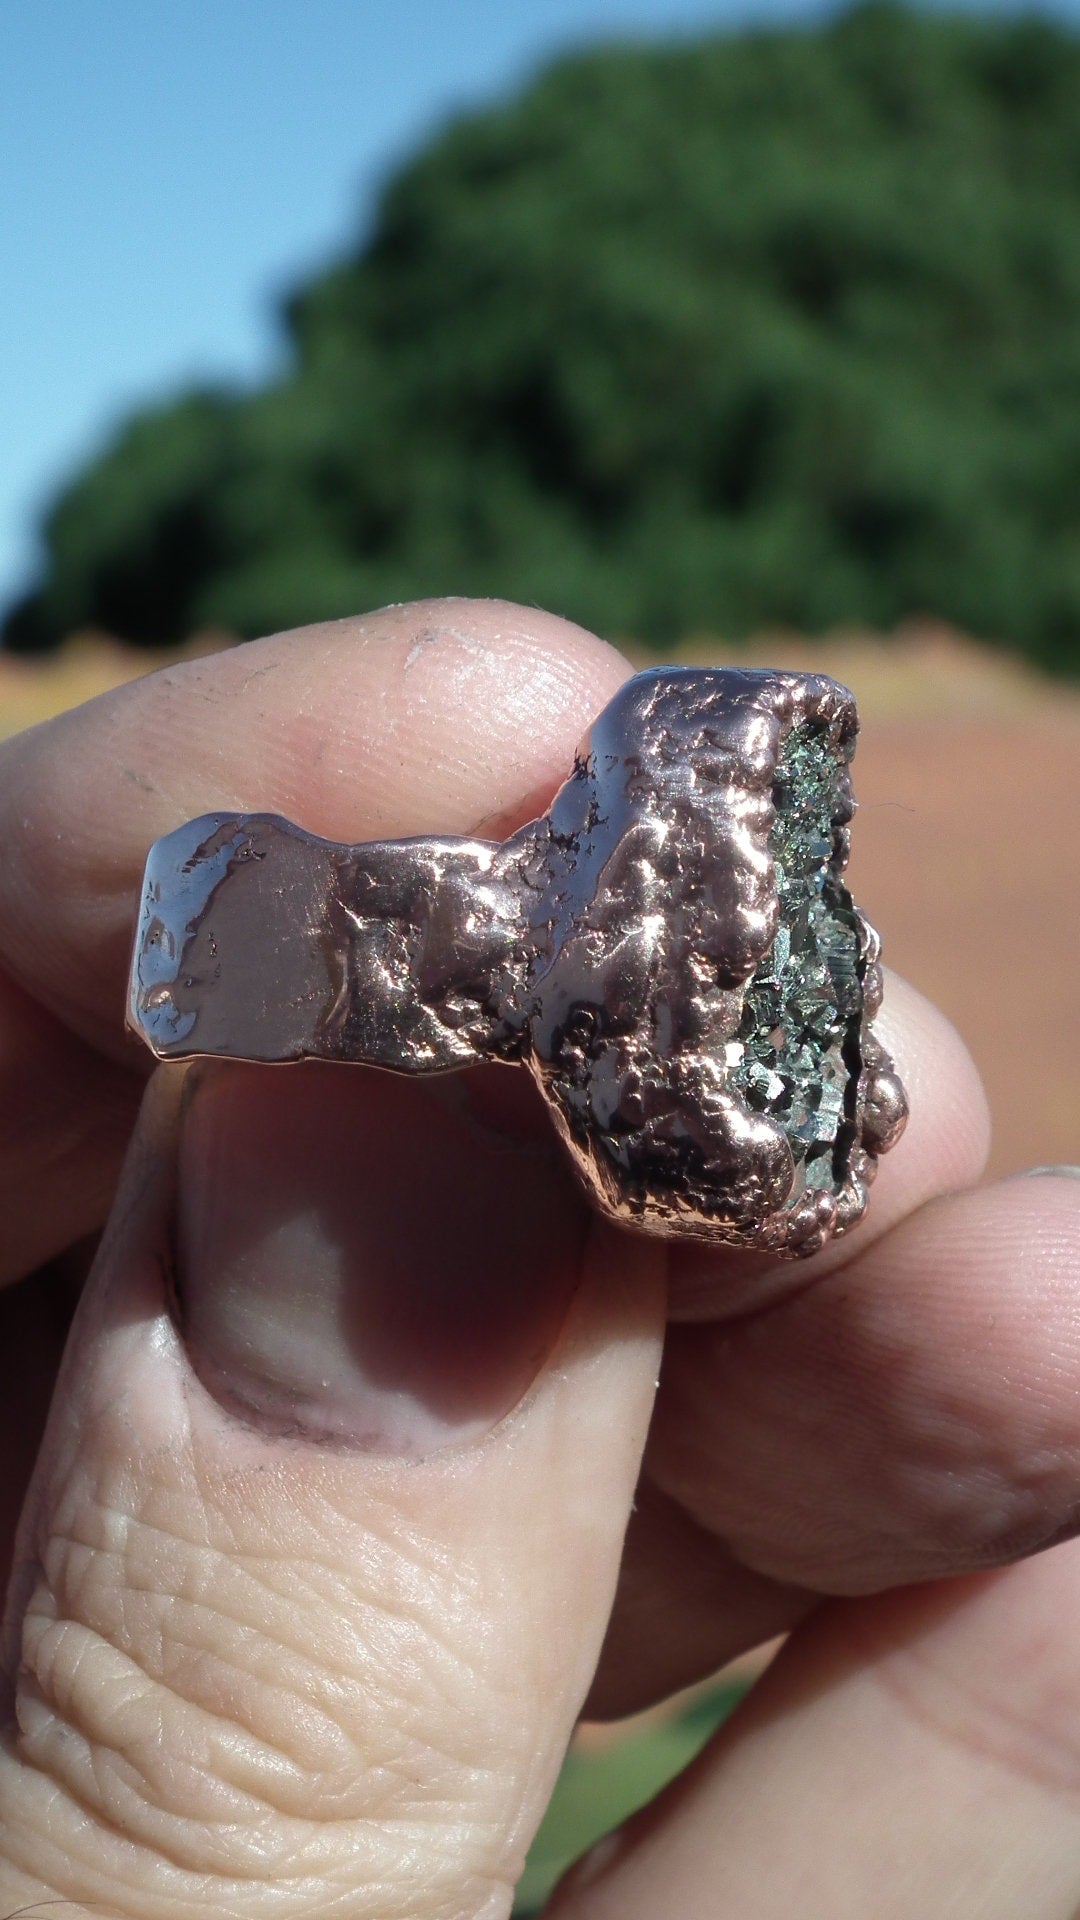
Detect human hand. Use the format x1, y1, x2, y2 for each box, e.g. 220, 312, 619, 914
0, 601, 1078, 1918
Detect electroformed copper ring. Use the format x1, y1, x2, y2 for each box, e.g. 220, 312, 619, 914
127, 667, 907, 1255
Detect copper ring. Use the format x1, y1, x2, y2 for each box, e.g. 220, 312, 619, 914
128, 666, 907, 1254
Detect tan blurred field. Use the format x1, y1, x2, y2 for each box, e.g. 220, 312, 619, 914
2, 622, 1077, 1177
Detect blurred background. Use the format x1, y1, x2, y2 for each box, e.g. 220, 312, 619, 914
3, 1, 1079, 1906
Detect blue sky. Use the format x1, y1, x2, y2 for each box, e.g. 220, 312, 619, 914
3, 0, 1078, 621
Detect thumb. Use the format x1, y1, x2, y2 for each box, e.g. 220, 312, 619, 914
0, 1056, 663, 1917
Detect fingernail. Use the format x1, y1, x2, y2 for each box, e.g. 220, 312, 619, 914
1014, 1166, 1080, 1181
175, 1062, 584, 1453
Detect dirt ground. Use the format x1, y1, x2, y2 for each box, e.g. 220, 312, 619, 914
3, 623, 1077, 1178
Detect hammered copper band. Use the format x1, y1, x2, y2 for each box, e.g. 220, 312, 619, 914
128, 667, 907, 1254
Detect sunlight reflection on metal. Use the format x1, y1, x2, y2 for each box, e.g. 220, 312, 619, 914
128, 668, 906, 1252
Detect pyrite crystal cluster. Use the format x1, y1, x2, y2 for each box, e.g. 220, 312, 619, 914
129, 667, 907, 1255
733, 712, 873, 1205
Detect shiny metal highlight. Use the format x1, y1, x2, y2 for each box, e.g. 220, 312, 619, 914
128, 667, 907, 1253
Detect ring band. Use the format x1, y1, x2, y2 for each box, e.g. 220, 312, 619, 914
128, 666, 907, 1254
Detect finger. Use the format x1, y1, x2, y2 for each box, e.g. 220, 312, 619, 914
591, 972, 992, 1713
0, 600, 631, 1280
549, 1544, 1080, 1919
0, 1043, 665, 1917
649, 1171, 1080, 1592
586, 1476, 814, 1718
0, 967, 141, 1286
0, 600, 630, 1058
0, 1242, 88, 1598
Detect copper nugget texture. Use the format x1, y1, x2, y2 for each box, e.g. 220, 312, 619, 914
129, 667, 907, 1253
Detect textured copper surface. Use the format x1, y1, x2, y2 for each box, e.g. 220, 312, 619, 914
128, 668, 906, 1252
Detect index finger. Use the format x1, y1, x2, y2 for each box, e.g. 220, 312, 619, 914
0, 600, 630, 1058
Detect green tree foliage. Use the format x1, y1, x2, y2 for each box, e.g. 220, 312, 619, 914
8, 3, 1080, 672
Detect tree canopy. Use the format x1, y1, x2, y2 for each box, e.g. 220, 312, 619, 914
8, 2, 1080, 673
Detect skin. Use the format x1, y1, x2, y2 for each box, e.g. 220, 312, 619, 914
0, 597, 1076, 1918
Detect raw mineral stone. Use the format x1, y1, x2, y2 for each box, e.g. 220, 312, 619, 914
732, 719, 863, 1199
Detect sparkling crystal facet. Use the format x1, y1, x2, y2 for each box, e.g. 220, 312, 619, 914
733, 721, 863, 1198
